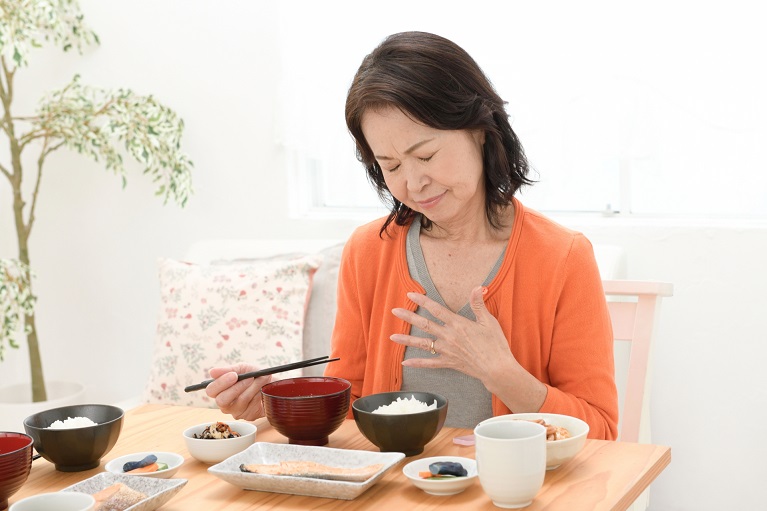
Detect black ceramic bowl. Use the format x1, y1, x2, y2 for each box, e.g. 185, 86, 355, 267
23, 404, 123, 472
352, 391, 448, 456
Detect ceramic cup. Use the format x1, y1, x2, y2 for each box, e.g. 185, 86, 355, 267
9, 491, 95, 511
474, 419, 547, 508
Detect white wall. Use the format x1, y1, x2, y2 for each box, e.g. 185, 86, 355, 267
1, 2, 765, 510
558, 217, 766, 511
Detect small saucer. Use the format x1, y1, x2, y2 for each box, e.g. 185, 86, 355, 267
402, 456, 477, 496
105, 451, 183, 479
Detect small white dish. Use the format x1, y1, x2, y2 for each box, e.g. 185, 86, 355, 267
208, 442, 405, 500
10, 491, 95, 511
478, 413, 589, 469
402, 456, 477, 496
61, 472, 187, 511
105, 451, 184, 479
182, 421, 257, 464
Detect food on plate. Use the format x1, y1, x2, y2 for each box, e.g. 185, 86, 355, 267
239, 460, 384, 482
418, 461, 468, 479
122, 454, 169, 474
126, 461, 168, 473
193, 422, 241, 439
92, 482, 147, 510
47, 416, 98, 429
371, 395, 437, 415
524, 418, 572, 441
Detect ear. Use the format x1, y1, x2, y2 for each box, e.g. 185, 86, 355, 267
473, 129, 486, 146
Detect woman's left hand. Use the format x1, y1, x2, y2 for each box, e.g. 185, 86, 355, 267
390, 286, 516, 382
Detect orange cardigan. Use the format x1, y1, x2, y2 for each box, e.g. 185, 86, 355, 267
325, 199, 619, 440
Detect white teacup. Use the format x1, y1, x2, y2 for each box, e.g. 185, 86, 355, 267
474, 419, 547, 508
10, 491, 95, 511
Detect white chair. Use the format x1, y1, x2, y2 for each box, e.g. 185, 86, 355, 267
603, 279, 673, 511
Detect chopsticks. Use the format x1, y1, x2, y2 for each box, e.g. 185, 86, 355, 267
183, 355, 340, 393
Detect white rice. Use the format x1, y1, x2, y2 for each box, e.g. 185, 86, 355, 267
47, 416, 98, 429
372, 395, 437, 415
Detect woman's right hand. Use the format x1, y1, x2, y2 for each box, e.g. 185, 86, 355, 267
205, 364, 272, 421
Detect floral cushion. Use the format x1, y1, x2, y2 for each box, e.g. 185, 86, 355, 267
143, 255, 320, 408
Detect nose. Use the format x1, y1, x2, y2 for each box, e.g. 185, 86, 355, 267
404, 162, 429, 193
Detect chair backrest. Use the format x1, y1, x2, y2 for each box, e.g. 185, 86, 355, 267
603, 280, 673, 443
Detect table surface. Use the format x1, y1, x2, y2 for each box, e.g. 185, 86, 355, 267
14, 404, 671, 511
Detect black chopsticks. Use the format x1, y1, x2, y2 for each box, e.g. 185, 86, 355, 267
183, 355, 340, 393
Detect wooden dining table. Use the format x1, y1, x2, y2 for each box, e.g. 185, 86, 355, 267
13, 404, 671, 510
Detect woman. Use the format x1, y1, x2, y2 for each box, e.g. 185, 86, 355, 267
207, 31, 619, 439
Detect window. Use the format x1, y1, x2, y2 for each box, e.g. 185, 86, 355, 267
277, 1, 767, 218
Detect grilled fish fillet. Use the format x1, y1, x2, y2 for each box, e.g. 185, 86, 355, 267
239, 460, 384, 482
92, 482, 147, 511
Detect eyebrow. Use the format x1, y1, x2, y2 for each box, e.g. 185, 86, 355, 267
374, 138, 434, 160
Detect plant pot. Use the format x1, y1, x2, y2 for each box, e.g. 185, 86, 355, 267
0, 381, 86, 433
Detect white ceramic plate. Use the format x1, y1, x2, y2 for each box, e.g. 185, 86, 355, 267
61, 472, 187, 511
208, 442, 405, 500
402, 456, 477, 496
105, 451, 184, 479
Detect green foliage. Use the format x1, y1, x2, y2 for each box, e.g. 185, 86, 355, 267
0, 258, 35, 361
34, 75, 193, 206
0, 1, 193, 399
0, 0, 99, 67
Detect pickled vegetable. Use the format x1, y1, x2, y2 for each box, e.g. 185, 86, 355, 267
122, 454, 158, 472
127, 462, 159, 474
419, 461, 468, 479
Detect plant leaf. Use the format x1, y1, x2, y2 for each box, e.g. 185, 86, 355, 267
33, 76, 194, 206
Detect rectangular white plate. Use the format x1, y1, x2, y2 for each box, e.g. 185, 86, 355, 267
208, 442, 405, 500
61, 472, 187, 511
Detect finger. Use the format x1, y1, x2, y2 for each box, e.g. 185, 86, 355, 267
406, 292, 450, 323
469, 286, 489, 318
235, 375, 274, 420
392, 308, 448, 339
208, 363, 257, 380
401, 357, 444, 369
237, 400, 265, 421
205, 371, 238, 399
225, 376, 269, 417
215, 374, 264, 410
208, 366, 234, 379
390, 333, 435, 352
217, 382, 256, 418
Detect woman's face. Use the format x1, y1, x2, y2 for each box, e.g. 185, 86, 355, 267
361, 107, 486, 226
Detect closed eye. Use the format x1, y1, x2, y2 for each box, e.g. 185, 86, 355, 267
419, 156, 432, 163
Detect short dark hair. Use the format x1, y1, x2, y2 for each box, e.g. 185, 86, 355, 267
345, 31, 534, 236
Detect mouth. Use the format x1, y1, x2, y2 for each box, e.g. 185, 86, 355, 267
415, 192, 446, 209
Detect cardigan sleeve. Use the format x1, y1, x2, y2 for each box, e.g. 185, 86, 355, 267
323, 237, 368, 410
537, 234, 620, 440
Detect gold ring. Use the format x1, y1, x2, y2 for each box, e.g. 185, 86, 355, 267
430, 340, 437, 355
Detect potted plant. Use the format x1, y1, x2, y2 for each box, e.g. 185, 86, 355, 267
0, 1, 193, 403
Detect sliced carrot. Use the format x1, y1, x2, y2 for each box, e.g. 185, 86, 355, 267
128, 462, 159, 473
419, 471, 433, 478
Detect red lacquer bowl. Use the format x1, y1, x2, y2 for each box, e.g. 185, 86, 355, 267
261, 377, 351, 446
0, 432, 33, 511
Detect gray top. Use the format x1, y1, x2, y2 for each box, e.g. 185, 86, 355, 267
400, 217, 504, 429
